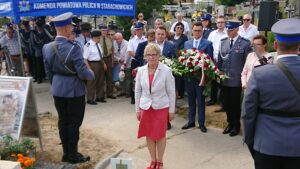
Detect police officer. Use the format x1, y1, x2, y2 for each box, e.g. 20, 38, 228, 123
76, 22, 91, 48
200, 13, 214, 39
242, 18, 300, 169
43, 12, 95, 164
217, 20, 252, 136
84, 30, 107, 105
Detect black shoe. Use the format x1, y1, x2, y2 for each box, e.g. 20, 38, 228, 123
95, 98, 107, 103
206, 100, 216, 106
199, 125, 207, 133
222, 125, 233, 134
107, 95, 116, 99
67, 152, 90, 164
229, 128, 240, 137
62, 153, 68, 162
214, 108, 225, 113
181, 123, 195, 130
167, 122, 172, 130
131, 100, 135, 104
87, 100, 97, 105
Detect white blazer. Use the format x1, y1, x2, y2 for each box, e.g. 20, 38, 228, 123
135, 63, 176, 113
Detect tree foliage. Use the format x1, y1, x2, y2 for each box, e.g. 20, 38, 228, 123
116, 0, 168, 40
215, 0, 248, 6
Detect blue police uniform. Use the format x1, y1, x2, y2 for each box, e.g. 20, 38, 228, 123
242, 18, 300, 169
201, 13, 214, 39
217, 20, 252, 136
43, 12, 94, 164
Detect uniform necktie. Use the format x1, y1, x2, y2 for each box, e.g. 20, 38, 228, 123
96, 43, 103, 60
84, 37, 87, 45
194, 40, 199, 48
230, 39, 234, 49
103, 37, 108, 56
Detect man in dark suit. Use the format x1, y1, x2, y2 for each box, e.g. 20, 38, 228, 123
181, 22, 213, 133
155, 26, 176, 59
43, 12, 94, 164
135, 29, 156, 67
242, 18, 300, 169
217, 20, 252, 136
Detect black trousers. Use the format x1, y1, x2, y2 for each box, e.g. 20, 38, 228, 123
254, 150, 300, 169
54, 96, 85, 155
222, 86, 242, 129
210, 80, 220, 102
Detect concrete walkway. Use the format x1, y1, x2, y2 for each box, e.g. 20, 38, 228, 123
34, 82, 254, 169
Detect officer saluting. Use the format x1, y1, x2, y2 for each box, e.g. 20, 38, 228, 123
43, 12, 95, 164
217, 20, 252, 136
242, 19, 300, 169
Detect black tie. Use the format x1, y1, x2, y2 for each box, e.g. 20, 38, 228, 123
96, 43, 103, 60
84, 37, 87, 45
230, 39, 234, 49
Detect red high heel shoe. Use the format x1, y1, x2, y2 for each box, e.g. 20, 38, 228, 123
146, 161, 156, 169
156, 162, 163, 169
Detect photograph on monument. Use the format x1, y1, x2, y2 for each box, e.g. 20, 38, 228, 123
0, 77, 29, 139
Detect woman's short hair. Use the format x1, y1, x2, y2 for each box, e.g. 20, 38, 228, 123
173, 22, 185, 32
253, 34, 267, 45
144, 43, 161, 58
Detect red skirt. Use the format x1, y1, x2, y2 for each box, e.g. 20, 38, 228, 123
137, 107, 169, 141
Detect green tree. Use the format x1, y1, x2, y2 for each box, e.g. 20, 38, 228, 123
116, 0, 168, 39
215, 0, 248, 6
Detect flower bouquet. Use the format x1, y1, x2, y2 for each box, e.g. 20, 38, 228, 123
177, 48, 228, 84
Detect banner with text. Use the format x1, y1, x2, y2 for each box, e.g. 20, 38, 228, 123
0, 0, 13, 16
15, 0, 136, 17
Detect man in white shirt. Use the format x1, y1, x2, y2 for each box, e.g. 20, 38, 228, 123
83, 30, 107, 105
170, 11, 190, 37
113, 33, 130, 97
207, 16, 228, 107
127, 22, 147, 104
208, 16, 228, 62
238, 14, 259, 42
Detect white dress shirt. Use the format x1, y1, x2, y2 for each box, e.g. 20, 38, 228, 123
83, 40, 103, 61
193, 38, 202, 48
238, 24, 259, 41
208, 29, 228, 60
127, 35, 146, 53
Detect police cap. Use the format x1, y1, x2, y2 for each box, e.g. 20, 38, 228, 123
90, 30, 101, 37
225, 20, 241, 30
51, 12, 73, 27
134, 22, 144, 30
271, 18, 300, 43
201, 13, 212, 21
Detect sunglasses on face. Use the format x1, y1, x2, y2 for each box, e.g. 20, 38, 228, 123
176, 27, 183, 29
243, 19, 250, 21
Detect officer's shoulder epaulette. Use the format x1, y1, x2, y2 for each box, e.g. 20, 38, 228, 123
221, 37, 228, 41
254, 64, 266, 68
85, 42, 90, 47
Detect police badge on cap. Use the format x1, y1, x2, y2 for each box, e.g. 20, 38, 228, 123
225, 20, 241, 30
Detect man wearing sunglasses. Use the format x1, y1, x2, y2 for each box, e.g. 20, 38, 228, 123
238, 14, 259, 42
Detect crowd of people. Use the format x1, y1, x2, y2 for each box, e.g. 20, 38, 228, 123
0, 10, 299, 169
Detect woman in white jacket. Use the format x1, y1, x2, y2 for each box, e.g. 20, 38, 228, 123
135, 43, 176, 169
